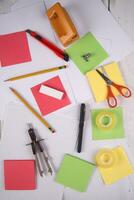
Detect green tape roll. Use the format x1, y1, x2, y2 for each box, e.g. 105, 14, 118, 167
96, 111, 116, 131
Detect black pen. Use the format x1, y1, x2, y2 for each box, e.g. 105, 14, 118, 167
77, 103, 86, 153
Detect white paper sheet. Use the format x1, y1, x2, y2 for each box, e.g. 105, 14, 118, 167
0, 0, 134, 200
0, 102, 79, 199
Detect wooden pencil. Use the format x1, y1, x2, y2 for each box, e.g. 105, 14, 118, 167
10, 87, 55, 133
5, 65, 67, 82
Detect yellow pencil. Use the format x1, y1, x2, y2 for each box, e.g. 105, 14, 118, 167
10, 87, 55, 133
5, 65, 67, 82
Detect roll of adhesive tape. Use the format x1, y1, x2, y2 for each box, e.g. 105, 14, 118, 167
96, 111, 116, 131
95, 148, 117, 168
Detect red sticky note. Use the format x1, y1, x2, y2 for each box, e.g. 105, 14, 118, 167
0, 31, 31, 67
4, 160, 36, 190
31, 76, 71, 116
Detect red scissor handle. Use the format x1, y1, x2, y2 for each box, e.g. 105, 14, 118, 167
112, 83, 132, 98
107, 85, 117, 108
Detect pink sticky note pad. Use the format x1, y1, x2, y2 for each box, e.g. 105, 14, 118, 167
0, 31, 31, 67
31, 76, 71, 116
4, 160, 36, 190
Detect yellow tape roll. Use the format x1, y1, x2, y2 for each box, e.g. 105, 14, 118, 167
96, 111, 116, 131
95, 148, 117, 168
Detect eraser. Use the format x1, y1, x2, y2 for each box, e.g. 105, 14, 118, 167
39, 85, 64, 100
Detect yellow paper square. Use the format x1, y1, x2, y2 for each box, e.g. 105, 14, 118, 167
86, 62, 125, 102
98, 146, 134, 185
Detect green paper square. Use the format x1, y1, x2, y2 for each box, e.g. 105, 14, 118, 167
66, 32, 108, 74
91, 107, 125, 140
55, 154, 95, 192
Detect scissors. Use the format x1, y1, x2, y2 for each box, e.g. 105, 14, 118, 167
96, 68, 132, 108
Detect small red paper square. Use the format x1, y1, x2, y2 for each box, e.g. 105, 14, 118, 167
0, 31, 31, 67
31, 76, 71, 116
4, 160, 36, 190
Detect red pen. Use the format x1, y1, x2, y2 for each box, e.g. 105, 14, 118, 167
25, 29, 69, 61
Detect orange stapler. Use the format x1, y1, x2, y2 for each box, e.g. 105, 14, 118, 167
46, 2, 79, 47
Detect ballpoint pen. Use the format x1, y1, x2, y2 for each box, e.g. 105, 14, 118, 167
77, 103, 86, 153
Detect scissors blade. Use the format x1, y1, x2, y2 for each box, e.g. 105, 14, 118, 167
96, 69, 112, 84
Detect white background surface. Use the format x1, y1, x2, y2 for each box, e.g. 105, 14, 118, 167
102, 0, 134, 41
0, 0, 134, 199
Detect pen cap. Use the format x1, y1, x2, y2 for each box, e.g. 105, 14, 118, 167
79, 103, 85, 122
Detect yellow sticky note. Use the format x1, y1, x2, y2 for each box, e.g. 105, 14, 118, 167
86, 62, 125, 102
96, 147, 134, 185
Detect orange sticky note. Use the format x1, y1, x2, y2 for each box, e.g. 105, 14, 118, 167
31, 76, 71, 116
0, 31, 31, 67
4, 160, 36, 190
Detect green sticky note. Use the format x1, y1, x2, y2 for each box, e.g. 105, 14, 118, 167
66, 32, 108, 74
91, 107, 125, 140
55, 154, 95, 192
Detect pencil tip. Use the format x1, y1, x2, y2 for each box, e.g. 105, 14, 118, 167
49, 127, 56, 133
9, 87, 13, 91
4, 79, 8, 82
59, 65, 67, 70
